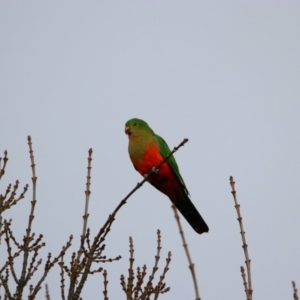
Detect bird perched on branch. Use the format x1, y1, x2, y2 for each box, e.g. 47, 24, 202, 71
125, 118, 209, 234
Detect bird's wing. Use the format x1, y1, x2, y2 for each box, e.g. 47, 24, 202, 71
155, 134, 189, 195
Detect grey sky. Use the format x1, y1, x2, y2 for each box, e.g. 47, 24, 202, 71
1, 1, 300, 299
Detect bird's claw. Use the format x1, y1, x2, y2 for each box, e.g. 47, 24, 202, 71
143, 167, 159, 179
151, 166, 159, 174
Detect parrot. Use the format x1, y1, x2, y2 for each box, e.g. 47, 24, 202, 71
125, 118, 209, 234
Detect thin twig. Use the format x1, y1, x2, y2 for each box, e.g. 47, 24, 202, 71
102, 270, 108, 300
153, 251, 171, 300
59, 256, 66, 300
141, 230, 162, 299
67, 149, 94, 299
16, 136, 38, 300
28, 236, 73, 300
292, 281, 299, 300
121, 231, 171, 300
240, 266, 249, 297
145, 230, 162, 294
126, 237, 135, 297
45, 284, 51, 300
0, 150, 8, 180
4, 222, 19, 284
82, 148, 92, 238
172, 205, 201, 300
0, 275, 12, 300
229, 176, 252, 300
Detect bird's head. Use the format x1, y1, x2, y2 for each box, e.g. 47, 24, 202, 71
125, 118, 153, 138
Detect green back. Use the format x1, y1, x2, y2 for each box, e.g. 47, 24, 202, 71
154, 134, 187, 190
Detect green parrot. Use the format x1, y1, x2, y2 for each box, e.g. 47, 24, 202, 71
125, 118, 209, 234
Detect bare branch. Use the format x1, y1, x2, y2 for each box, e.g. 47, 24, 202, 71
28, 235, 73, 300
240, 266, 249, 297
1, 136, 71, 300
16, 136, 38, 299
0, 150, 8, 180
292, 281, 299, 300
229, 176, 253, 300
45, 284, 51, 300
172, 205, 201, 300
82, 148, 92, 239
121, 231, 171, 300
59, 256, 66, 300
153, 251, 171, 300
0, 151, 28, 217
143, 229, 162, 297
102, 270, 108, 300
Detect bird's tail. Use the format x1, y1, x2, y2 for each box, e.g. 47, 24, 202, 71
170, 193, 209, 234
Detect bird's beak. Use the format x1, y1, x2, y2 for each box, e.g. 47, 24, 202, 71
125, 126, 131, 135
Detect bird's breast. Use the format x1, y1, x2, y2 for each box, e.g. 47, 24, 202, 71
130, 143, 173, 180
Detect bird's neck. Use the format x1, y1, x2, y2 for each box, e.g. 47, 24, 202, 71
128, 133, 153, 159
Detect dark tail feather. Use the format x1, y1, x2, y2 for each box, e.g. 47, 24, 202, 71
170, 194, 209, 234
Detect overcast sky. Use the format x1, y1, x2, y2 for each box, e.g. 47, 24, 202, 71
1, 1, 300, 299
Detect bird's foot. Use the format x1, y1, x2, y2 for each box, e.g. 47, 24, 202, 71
151, 166, 159, 174
143, 167, 159, 179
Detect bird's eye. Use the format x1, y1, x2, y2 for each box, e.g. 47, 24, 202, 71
133, 123, 137, 126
